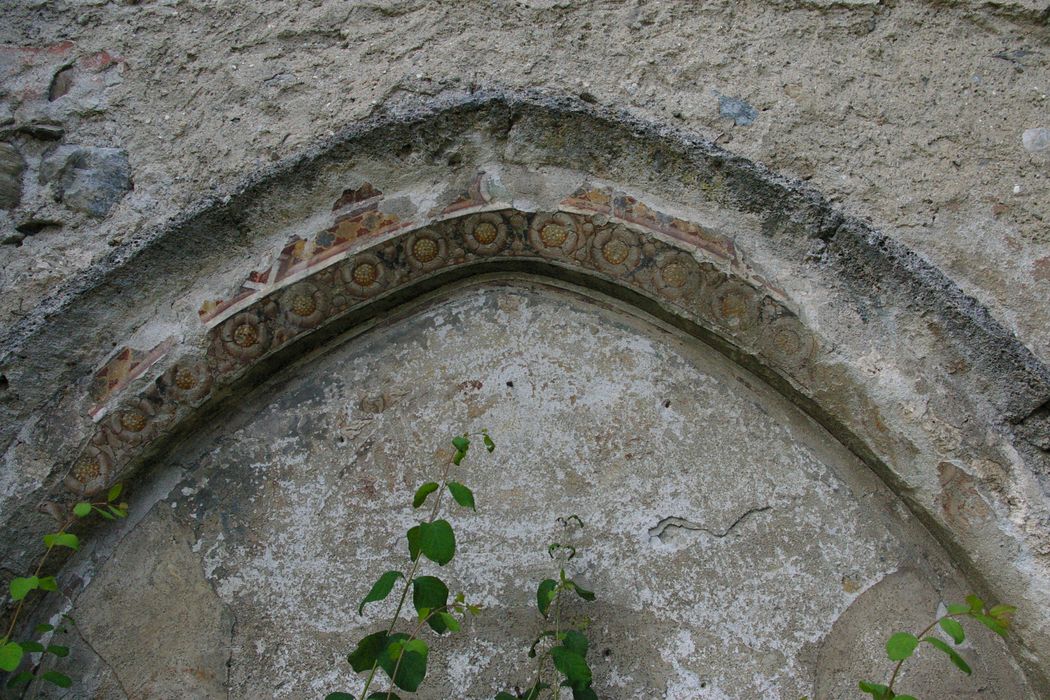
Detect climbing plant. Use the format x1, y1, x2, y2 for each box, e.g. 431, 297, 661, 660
495, 514, 599, 700
857, 595, 1016, 700
325, 431, 494, 700
0, 483, 128, 695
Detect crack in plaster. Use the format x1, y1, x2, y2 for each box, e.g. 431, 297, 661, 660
647, 505, 772, 542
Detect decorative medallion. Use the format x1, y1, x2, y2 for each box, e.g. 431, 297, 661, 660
159, 361, 214, 405
462, 212, 508, 255
64, 442, 115, 496
708, 279, 761, 334
591, 225, 642, 276
759, 315, 817, 371
406, 230, 448, 271
341, 253, 389, 298
219, 311, 272, 362
280, 282, 329, 330
651, 251, 702, 299
528, 212, 581, 259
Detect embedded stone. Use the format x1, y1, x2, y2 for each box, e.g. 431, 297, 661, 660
40, 145, 132, 217
0, 142, 25, 209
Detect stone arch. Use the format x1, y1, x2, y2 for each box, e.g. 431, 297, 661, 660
1, 91, 1047, 692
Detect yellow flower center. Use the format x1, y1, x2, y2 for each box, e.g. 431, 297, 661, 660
473, 222, 498, 245
540, 223, 569, 248
352, 262, 378, 287
413, 238, 439, 262
602, 239, 630, 265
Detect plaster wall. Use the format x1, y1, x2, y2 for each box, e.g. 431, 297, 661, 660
31, 281, 1034, 698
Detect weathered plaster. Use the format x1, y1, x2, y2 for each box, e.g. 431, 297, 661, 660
27, 283, 1036, 698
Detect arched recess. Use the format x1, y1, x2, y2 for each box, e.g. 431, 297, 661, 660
0, 91, 1047, 691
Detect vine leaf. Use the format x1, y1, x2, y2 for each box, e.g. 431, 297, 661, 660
437, 612, 460, 633
46, 644, 69, 658
378, 633, 428, 692
324, 694, 355, 700
407, 520, 456, 566
551, 646, 592, 689
971, 613, 1008, 638
412, 576, 450, 634
923, 637, 972, 675
483, 434, 496, 452
42, 671, 72, 688
446, 482, 475, 511
886, 632, 919, 661
358, 571, 404, 615
567, 580, 595, 602
562, 630, 589, 657
347, 631, 388, 673
107, 483, 123, 503
413, 482, 439, 509
537, 579, 558, 618
73, 502, 92, 518
10, 576, 39, 601
365, 693, 401, 700
946, 602, 971, 615
451, 436, 470, 452
5, 671, 33, 688
939, 617, 965, 644
42, 533, 79, 551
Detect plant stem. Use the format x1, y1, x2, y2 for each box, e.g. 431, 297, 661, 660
359, 457, 454, 700
887, 614, 958, 692
1, 514, 77, 646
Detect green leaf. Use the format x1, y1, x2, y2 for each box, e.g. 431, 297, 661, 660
568, 580, 595, 602
325, 694, 356, 700
43, 532, 79, 551
74, 502, 92, 517
939, 617, 965, 644
972, 612, 1008, 637
551, 646, 592, 688
572, 686, 599, 700
537, 578, 558, 618
46, 644, 69, 658
358, 571, 404, 615
10, 576, 39, 601
562, 630, 589, 657
42, 671, 72, 688
34, 623, 54, 634
858, 681, 892, 700
447, 482, 475, 511
966, 594, 984, 612
412, 576, 450, 633
437, 612, 460, 633
108, 505, 128, 519
6, 670, 33, 688
451, 436, 470, 452
483, 434, 495, 452
413, 482, 439, 509
989, 604, 1016, 619
19, 641, 44, 653
895, 697, 918, 700
347, 631, 388, 673
38, 576, 58, 592
407, 520, 456, 566
946, 603, 971, 615
886, 631, 919, 661
94, 506, 116, 521
0, 642, 23, 672
453, 450, 466, 465
377, 633, 428, 692
365, 694, 401, 700
924, 636, 972, 674
495, 694, 518, 700
107, 483, 123, 503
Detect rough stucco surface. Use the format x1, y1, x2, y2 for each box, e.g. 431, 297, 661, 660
28, 283, 1034, 698
0, 0, 1048, 361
